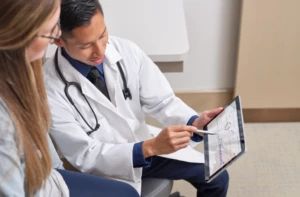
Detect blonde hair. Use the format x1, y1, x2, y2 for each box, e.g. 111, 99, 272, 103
0, 0, 60, 196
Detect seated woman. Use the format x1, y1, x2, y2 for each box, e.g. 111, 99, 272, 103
0, 0, 139, 196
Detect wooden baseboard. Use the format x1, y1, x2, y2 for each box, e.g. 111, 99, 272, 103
243, 108, 300, 122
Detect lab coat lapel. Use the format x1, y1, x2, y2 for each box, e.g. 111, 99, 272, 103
85, 43, 138, 140
76, 43, 129, 118
101, 43, 140, 132
104, 60, 132, 118
101, 42, 124, 110
80, 75, 116, 111
103, 44, 137, 121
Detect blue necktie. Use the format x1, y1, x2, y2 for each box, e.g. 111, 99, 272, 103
87, 67, 110, 101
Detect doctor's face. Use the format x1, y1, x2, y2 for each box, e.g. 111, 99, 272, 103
58, 11, 108, 66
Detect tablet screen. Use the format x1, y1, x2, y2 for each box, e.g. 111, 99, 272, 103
204, 96, 246, 182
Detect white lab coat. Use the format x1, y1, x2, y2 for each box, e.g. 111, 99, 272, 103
43, 36, 204, 193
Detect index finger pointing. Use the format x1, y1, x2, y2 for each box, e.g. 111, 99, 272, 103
170, 125, 197, 132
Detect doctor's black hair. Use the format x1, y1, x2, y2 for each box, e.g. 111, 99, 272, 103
60, 0, 104, 33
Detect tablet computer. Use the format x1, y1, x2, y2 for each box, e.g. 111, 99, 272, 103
204, 95, 246, 183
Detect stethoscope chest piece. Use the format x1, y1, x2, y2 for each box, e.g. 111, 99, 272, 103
123, 88, 132, 100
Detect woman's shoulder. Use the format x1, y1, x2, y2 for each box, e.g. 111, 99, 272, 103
0, 98, 17, 142
0, 98, 12, 119
0, 98, 21, 161
0, 99, 26, 196
0, 98, 22, 166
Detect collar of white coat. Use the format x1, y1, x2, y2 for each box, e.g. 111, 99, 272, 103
53, 40, 122, 85
104, 38, 123, 66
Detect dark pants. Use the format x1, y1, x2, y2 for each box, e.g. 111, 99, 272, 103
142, 156, 229, 197
56, 169, 139, 197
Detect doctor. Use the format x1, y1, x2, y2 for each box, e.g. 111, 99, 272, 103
43, 0, 229, 196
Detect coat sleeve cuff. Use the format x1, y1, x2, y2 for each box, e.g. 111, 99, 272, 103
187, 115, 203, 142
132, 142, 152, 168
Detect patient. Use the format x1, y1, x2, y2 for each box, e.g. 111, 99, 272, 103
0, 0, 139, 196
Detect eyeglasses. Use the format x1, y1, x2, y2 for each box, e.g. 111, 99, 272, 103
40, 22, 61, 44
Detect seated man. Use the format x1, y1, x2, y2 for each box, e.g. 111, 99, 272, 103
43, 0, 229, 196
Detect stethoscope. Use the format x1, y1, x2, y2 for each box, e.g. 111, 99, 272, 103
54, 49, 132, 135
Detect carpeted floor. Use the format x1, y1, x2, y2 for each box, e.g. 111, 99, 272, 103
170, 122, 300, 197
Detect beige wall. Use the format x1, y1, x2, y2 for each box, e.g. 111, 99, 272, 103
165, 0, 242, 92
234, 0, 300, 108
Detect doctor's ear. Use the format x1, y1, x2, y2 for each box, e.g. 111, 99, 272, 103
54, 38, 64, 47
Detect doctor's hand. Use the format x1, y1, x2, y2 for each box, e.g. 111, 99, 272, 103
192, 107, 223, 136
142, 125, 197, 158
